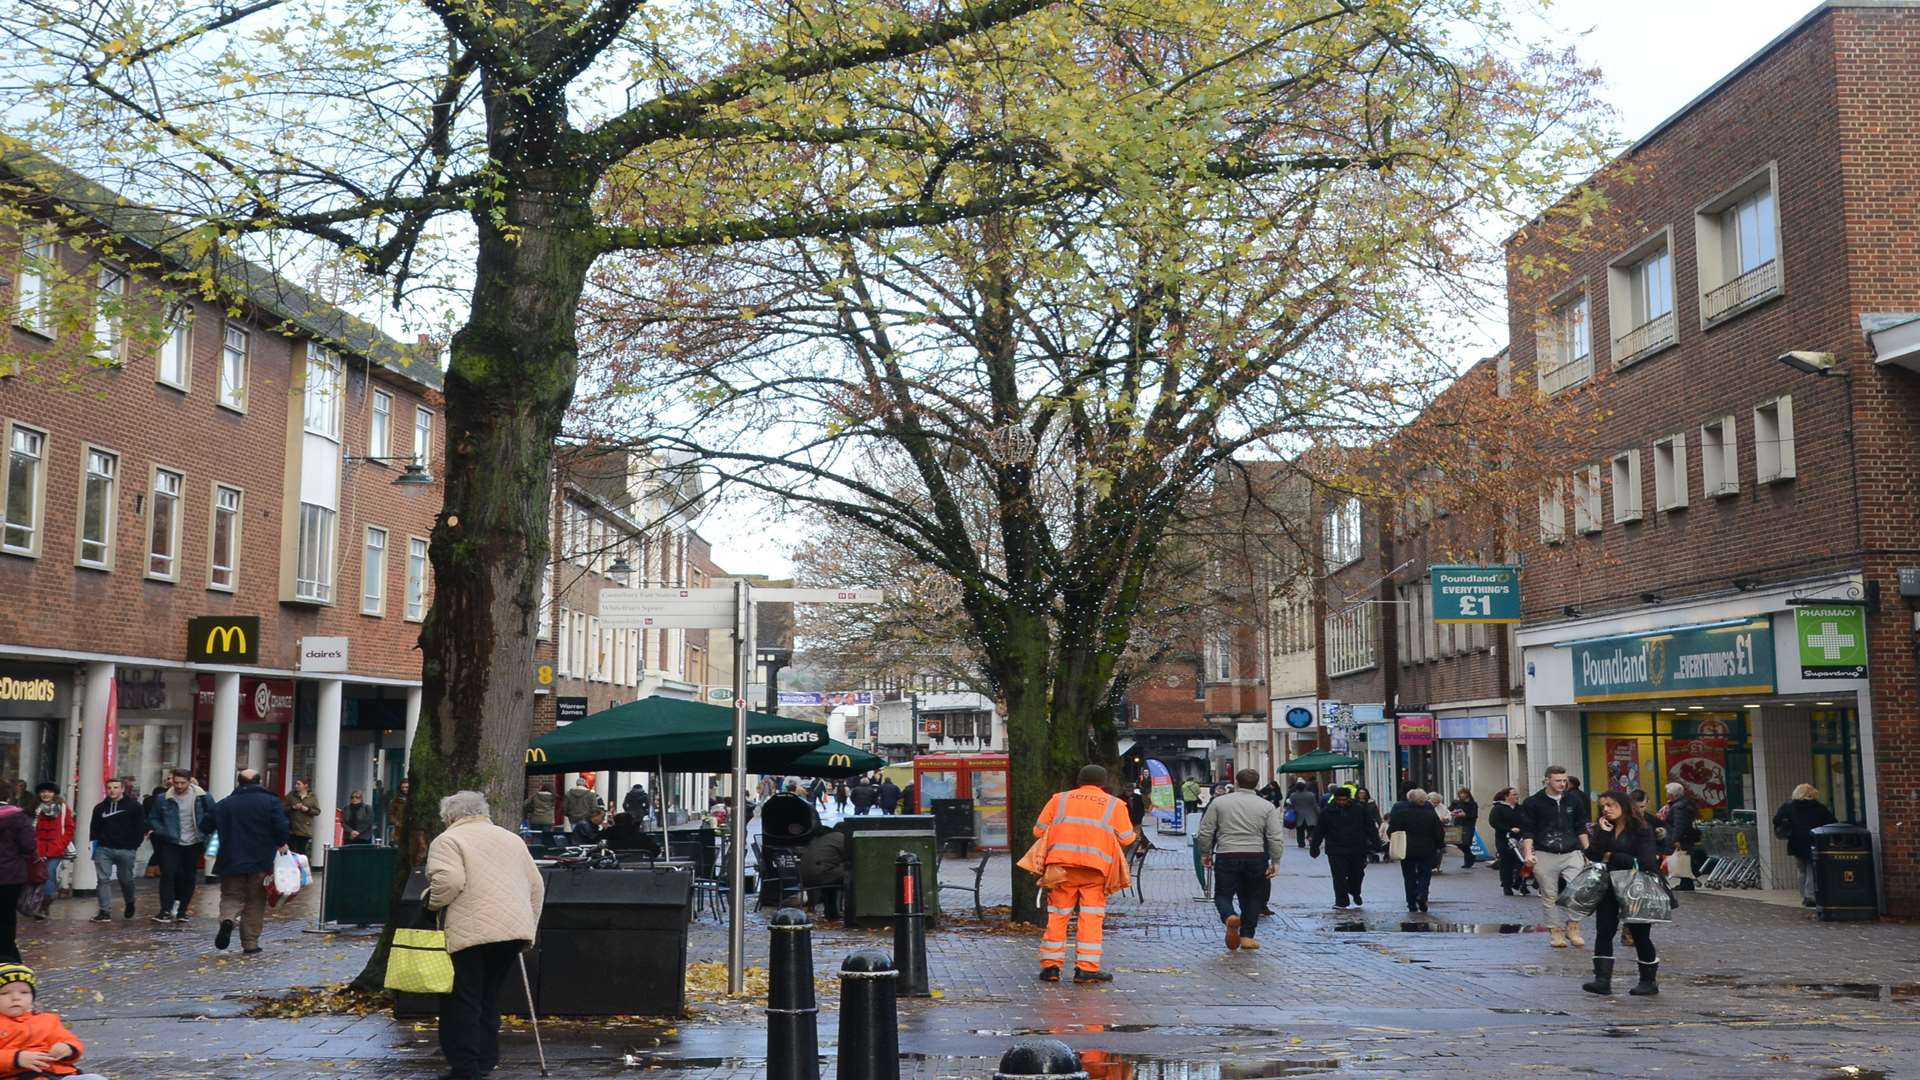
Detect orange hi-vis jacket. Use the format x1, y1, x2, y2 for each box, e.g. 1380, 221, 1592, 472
1034, 785, 1137, 873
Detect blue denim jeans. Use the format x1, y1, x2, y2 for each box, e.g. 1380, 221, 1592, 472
93, 847, 138, 912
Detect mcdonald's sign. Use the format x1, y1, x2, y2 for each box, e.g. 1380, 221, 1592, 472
526, 748, 550, 764
187, 616, 260, 664
826, 753, 853, 769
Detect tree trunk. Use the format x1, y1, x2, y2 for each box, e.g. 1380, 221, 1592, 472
1001, 605, 1061, 926
354, 174, 598, 987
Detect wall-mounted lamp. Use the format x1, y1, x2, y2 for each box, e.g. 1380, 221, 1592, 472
343, 455, 435, 486
1639, 592, 1663, 605
607, 556, 634, 585
1776, 351, 1847, 378
1732, 576, 1763, 592
1562, 604, 1583, 618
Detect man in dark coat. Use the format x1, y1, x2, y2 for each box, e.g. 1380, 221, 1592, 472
849, 777, 879, 816
211, 769, 290, 954
796, 826, 850, 919
877, 777, 902, 815
1310, 786, 1378, 909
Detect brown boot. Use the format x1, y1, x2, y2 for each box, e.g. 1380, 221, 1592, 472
1225, 914, 1242, 951
1567, 923, 1586, 947
1549, 927, 1568, 948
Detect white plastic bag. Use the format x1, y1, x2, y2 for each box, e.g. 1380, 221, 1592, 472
273, 850, 303, 898
294, 852, 312, 887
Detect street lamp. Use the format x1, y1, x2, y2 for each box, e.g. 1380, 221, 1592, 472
1776, 351, 1846, 377
607, 555, 634, 585
342, 455, 435, 486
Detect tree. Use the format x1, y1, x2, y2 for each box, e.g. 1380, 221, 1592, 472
572, 2, 1603, 918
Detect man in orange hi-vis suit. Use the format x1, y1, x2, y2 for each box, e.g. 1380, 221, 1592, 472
1033, 764, 1136, 983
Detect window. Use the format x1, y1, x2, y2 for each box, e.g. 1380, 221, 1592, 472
1396, 583, 1414, 667
220, 323, 249, 411
1324, 605, 1376, 676
1754, 396, 1796, 483
209, 485, 240, 590
413, 406, 434, 468
1322, 497, 1362, 566
1608, 232, 1677, 366
146, 467, 183, 580
538, 571, 554, 640
556, 606, 574, 675
1209, 629, 1233, 681
14, 237, 53, 336
303, 346, 342, 440
362, 527, 388, 615
1700, 415, 1739, 497
78, 447, 118, 568
294, 502, 336, 602
1538, 292, 1592, 394
93, 266, 127, 363
627, 631, 641, 685
1697, 165, 1782, 326
158, 305, 192, 390
406, 537, 429, 620
2, 424, 47, 556
1572, 465, 1602, 534
1654, 434, 1689, 512
1538, 479, 1566, 545
589, 617, 608, 681
1610, 450, 1642, 524
369, 390, 392, 459
568, 612, 589, 677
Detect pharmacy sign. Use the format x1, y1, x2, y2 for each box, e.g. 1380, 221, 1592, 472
1795, 605, 1867, 680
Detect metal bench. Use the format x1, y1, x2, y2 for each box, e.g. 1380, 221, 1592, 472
938, 851, 994, 918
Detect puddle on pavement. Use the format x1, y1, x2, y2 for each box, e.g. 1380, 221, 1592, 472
1329, 920, 1537, 934
972, 1024, 1288, 1038
618, 1052, 1341, 1077
1684, 977, 1920, 1003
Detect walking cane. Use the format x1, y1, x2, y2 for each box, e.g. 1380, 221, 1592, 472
518, 951, 549, 1077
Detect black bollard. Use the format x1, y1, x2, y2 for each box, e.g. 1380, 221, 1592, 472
768, 908, 821, 1080
893, 852, 931, 997
993, 1039, 1088, 1080
836, 950, 900, 1080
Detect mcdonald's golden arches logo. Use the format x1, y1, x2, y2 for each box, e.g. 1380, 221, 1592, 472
186, 616, 260, 664
827, 753, 853, 768
526, 748, 549, 764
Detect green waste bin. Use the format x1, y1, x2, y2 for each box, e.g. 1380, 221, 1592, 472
321, 844, 404, 926
842, 815, 939, 928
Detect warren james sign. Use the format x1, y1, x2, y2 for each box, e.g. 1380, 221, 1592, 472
1572, 617, 1774, 703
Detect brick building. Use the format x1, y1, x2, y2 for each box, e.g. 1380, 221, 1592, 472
1, 149, 443, 875
1504, 1, 1920, 912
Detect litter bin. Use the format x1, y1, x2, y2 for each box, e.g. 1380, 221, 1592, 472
841, 815, 939, 928
536, 866, 693, 1015
1811, 823, 1876, 921
930, 798, 976, 857
320, 843, 404, 926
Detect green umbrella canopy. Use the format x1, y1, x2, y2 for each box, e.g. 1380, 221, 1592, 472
1276, 750, 1364, 774
781, 740, 886, 780
525, 695, 828, 774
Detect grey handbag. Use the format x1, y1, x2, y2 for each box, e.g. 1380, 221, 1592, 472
1610, 868, 1676, 923
1555, 861, 1610, 916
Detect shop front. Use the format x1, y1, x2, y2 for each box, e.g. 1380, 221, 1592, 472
0, 661, 69, 792
113, 667, 195, 796
1434, 709, 1517, 838
194, 676, 293, 794
1520, 580, 1877, 899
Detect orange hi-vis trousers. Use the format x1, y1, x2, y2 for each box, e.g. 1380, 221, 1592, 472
1038, 865, 1108, 973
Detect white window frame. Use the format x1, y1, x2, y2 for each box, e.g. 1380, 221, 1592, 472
1606, 228, 1678, 368
1700, 415, 1740, 498
1610, 450, 1643, 524
1572, 464, 1602, 535
569, 612, 589, 678
406, 536, 430, 621
93, 265, 128, 365
1538, 479, 1566, 545
369, 389, 392, 460
1322, 496, 1362, 567
1695, 162, 1783, 328
412, 406, 434, 468
145, 466, 184, 581
1324, 605, 1376, 677
294, 502, 337, 603
538, 570, 554, 641
362, 526, 388, 615
1754, 395, 1796, 484
14, 236, 54, 337
2, 422, 49, 557
158, 303, 192, 391
77, 444, 119, 570
1653, 434, 1689, 513
1537, 288, 1592, 394
1396, 583, 1414, 667
556, 606, 574, 675
219, 322, 249, 412
208, 483, 241, 591
303, 345, 343, 441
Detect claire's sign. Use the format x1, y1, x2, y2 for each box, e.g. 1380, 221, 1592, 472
1571, 617, 1774, 703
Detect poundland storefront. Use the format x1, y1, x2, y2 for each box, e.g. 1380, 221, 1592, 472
1517, 575, 1877, 901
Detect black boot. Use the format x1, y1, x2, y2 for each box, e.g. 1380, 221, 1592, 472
1629, 961, 1659, 996
1581, 957, 1614, 995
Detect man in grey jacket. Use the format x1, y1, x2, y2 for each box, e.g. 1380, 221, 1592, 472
1197, 769, 1287, 951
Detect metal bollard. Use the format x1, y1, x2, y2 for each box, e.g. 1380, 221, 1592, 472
768, 908, 821, 1080
994, 1039, 1088, 1080
893, 852, 931, 997
836, 950, 900, 1080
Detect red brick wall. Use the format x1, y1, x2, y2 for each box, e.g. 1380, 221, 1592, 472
1127, 662, 1210, 731
1, 218, 442, 679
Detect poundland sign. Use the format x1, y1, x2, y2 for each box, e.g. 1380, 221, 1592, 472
1571, 617, 1774, 703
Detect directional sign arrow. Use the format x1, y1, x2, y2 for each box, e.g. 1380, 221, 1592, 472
750, 587, 883, 604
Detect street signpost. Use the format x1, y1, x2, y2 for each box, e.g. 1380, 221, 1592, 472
600, 581, 881, 993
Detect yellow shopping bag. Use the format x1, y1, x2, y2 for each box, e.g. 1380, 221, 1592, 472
384, 926, 454, 995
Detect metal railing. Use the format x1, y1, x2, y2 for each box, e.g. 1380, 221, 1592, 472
1613, 311, 1676, 365
1538, 349, 1592, 395
1702, 259, 1779, 323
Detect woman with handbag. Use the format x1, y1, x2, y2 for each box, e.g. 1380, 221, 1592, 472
1386, 788, 1446, 912
1448, 789, 1480, 869
1772, 784, 1836, 908
1489, 788, 1531, 896
1581, 790, 1662, 997
0, 805, 35, 961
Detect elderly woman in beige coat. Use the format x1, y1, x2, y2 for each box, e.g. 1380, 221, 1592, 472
427, 790, 545, 1080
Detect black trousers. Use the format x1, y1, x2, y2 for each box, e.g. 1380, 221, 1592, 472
1400, 855, 1434, 907
1497, 842, 1527, 892
440, 940, 525, 1078
1326, 851, 1367, 905
1593, 893, 1658, 964
287, 837, 312, 857
154, 841, 205, 915
1293, 823, 1310, 848
1212, 857, 1267, 937
0, 883, 20, 962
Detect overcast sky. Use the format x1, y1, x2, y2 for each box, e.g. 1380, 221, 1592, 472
705, 0, 1824, 577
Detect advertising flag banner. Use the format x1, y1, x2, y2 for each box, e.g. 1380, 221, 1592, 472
1606, 738, 1642, 793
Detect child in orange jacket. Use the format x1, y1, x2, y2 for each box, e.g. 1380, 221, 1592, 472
0, 964, 106, 1079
